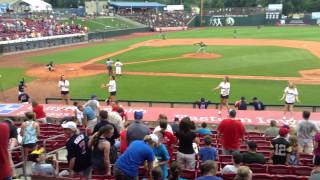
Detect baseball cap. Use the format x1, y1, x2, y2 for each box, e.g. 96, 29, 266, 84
247, 141, 257, 150
61, 121, 77, 130
150, 134, 159, 144
31, 148, 45, 155
279, 127, 289, 137
134, 111, 143, 120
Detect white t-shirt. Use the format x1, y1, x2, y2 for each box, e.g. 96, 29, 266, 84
284, 87, 298, 103
115, 62, 123, 68
222, 165, 238, 175
108, 80, 116, 92
153, 125, 173, 134
58, 80, 70, 92
219, 82, 230, 96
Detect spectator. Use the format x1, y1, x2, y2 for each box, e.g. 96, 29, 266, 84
107, 110, 124, 132
58, 75, 70, 105
234, 97, 247, 110
250, 97, 265, 111
297, 111, 319, 154
0, 122, 12, 180
175, 117, 198, 169
32, 100, 47, 123
18, 92, 30, 104
89, 125, 114, 175
93, 110, 119, 164
20, 112, 40, 161
4, 119, 18, 178
199, 136, 217, 161
271, 127, 290, 165
264, 120, 279, 139
234, 166, 252, 180
28, 148, 59, 176
281, 82, 299, 120
168, 162, 185, 180
242, 141, 266, 164
117, 107, 128, 122
153, 114, 173, 134
310, 156, 320, 180
153, 133, 170, 179
73, 102, 83, 125
62, 121, 91, 179
126, 111, 150, 145
195, 160, 222, 180
84, 94, 100, 116
288, 135, 299, 165
80, 104, 97, 131
120, 122, 130, 154
115, 134, 156, 179
222, 152, 242, 174
197, 122, 212, 135
155, 118, 176, 157
171, 117, 180, 134
18, 79, 26, 95
314, 133, 320, 165
196, 97, 210, 109
217, 109, 245, 155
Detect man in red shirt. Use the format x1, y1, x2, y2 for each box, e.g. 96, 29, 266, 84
0, 122, 12, 180
32, 100, 47, 123
217, 109, 245, 155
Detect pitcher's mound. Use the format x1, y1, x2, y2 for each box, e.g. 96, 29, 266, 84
182, 53, 222, 59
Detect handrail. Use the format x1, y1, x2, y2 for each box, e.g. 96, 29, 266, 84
9, 145, 27, 180
45, 97, 320, 112
43, 134, 66, 158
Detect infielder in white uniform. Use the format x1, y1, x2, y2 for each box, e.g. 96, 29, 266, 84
114, 59, 123, 76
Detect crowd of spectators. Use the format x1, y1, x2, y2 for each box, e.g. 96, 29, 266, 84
1, 101, 320, 180
117, 10, 194, 28
206, 7, 266, 16
0, 17, 87, 41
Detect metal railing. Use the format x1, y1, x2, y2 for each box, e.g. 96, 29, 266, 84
43, 134, 66, 159
10, 145, 27, 180
45, 97, 320, 112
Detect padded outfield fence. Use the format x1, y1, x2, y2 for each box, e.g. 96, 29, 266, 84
45, 97, 320, 113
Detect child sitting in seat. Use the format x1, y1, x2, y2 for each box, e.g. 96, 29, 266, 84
28, 148, 59, 176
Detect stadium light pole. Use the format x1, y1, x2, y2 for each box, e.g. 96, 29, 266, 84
200, 0, 204, 26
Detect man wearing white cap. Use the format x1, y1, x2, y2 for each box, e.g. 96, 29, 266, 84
62, 121, 91, 179
115, 134, 157, 179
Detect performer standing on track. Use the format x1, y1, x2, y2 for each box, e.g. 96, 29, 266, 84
194, 41, 207, 53
18, 78, 26, 95
106, 58, 113, 76
101, 75, 117, 105
58, 75, 70, 105
281, 82, 300, 120
213, 76, 231, 115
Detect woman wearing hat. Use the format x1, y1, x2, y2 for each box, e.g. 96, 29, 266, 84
115, 134, 157, 180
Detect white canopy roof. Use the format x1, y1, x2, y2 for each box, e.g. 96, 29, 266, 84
20, 0, 52, 11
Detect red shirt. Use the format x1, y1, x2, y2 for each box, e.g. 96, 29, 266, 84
162, 131, 176, 157
0, 123, 11, 179
33, 105, 46, 119
217, 118, 245, 150
120, 130, 127, 153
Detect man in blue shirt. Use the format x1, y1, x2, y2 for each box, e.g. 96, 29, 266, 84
79, 105, 97, 131
115, 134, 156, 180
126, 111, 150, 145
197, 122, 212, 135
199, 136, 217, 161
196, 160, 222, 180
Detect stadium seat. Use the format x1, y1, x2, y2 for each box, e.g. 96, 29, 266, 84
180, 169, 197, 179
255, 140, 271, 146
252, 173, 274, 180
218, 155, 232, 163
257, 146, 272, 151
292, 166, 313, 176
300, 158, 314, 166
246, 164, 267, 173
31, 175, 56, 180
248, 136, 267, 141
299, 153, 313, 159
268, 165, 291, 175
273, 175, 308, 180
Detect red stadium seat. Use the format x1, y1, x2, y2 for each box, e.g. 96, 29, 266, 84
274, 175, 308, 180
252, 173, 274, 180
292, 166, 313, 176
219, 155, 232, 163
248, 136, 267, 141
257, 146, 272, 151
268, 165, 291, 175
180, 169, 197, 179
246, 164, 267, 173
299, 153, 313, 159
255, 140, 271, 146
300, 158, 314, 166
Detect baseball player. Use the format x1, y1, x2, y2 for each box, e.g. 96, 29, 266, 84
195, 41, 207, 53
114, 59, 123, 77
106, 58, 113, 76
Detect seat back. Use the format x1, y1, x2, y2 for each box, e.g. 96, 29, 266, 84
268, 165, 291, 175
180, 169, 197, 179
292, 166, 313, 176
247, 164, 267, 173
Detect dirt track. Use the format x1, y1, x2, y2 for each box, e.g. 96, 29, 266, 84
2, 36, 320, 102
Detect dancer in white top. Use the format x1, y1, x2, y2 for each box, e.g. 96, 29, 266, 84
101, 75, 117, 105
281, 82, 300, 120
58, 75, 70, 104
213, 76, 231, 115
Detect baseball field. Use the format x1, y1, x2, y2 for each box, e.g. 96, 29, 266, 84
2, 26, 320, 105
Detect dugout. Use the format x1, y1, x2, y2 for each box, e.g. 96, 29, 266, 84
108, 1, 166, 13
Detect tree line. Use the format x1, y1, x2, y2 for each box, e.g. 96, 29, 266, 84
44, 0, 320, 14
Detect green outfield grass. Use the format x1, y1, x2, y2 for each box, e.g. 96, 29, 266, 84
62, 17, 138, 32
113, 45, 320, 77
69, 74, 320, 105
0, 68, 33, 91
